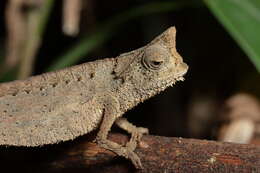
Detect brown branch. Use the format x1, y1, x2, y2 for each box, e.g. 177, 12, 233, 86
1, 133, 259, 173
35, 133, 260, 173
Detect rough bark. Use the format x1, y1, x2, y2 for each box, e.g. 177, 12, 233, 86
1, 133, 260, 173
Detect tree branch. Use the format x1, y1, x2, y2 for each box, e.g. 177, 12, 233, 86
41, 133, 260, 173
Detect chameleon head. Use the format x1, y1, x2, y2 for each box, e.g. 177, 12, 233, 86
114, 27, 188, 105
132, 27, 188, 97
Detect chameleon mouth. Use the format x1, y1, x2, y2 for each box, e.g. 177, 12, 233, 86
165, 74, 185, 88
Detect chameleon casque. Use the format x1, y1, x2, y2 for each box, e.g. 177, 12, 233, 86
0, 27, 188, 168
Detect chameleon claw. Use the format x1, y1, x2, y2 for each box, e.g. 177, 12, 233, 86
126, 150, 143, 169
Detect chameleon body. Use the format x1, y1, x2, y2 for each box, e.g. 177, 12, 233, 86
0, 27, 188, 168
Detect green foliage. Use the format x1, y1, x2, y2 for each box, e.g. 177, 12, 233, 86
204, 0, 260, 72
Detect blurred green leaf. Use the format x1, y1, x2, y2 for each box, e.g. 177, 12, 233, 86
47, 1, 199, 71
204, 0, 260, 72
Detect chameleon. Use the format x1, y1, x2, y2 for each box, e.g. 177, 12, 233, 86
0, 27, 188, 168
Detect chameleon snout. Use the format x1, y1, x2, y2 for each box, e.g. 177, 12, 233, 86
176, 62, 188, 77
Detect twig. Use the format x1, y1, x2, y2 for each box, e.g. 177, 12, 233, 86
18, 0, 54, 79
62, 0, 82, 36
4, 0, 26, 71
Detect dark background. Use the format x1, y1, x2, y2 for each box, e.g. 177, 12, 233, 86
0, 0, 259, 172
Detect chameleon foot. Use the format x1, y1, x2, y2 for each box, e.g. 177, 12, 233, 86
126, 127, 148, 151
96, 138, 143, 169
124, 148, 143, 169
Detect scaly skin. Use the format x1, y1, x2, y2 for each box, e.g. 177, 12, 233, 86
0, 27, 188, 168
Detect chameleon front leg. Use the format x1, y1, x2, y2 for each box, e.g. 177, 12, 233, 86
95, 95, 143, 169
115, 117, 148, 151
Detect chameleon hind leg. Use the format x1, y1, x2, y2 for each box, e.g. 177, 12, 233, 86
95, 94, 143, 169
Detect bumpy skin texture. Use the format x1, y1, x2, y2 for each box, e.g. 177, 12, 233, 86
0, 27, 188, 168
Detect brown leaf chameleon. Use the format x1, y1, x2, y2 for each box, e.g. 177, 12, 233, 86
0, 27, 188, 168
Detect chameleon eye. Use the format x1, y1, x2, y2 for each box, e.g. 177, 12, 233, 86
142, 47, 166, 70
151, 59, 163, 67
